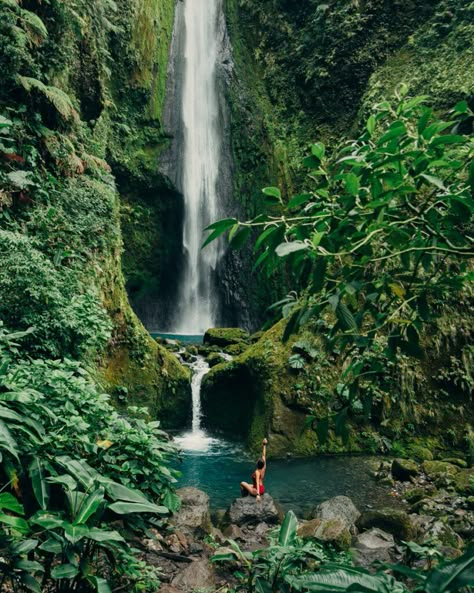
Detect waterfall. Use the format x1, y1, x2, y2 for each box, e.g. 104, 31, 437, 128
173, 0, 224, 334
175, 356, 212, 451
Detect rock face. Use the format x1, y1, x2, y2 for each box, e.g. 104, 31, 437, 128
203, 328, 250, 347
410, 514, 463, 548
352, 528, 397, 568
298, 517, 351, 550
311, 496, 361, 529
391, 458, 419, 481
171, 488, 212, 538
225, 494, 282, 526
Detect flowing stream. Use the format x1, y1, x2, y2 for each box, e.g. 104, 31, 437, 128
174, 0, 224, 334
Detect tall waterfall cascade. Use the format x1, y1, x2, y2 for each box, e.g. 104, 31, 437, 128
174, 0, 225, 334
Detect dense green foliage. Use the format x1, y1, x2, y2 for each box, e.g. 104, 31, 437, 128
0, 323, 179, 592
207, 91, 473, 441
214, 511, 474, 592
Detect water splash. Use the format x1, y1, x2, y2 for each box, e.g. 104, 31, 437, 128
174, 0, 224, 334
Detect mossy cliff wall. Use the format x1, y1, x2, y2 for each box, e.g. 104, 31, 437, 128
202, 294, 474, 458
0, 0, 190, 426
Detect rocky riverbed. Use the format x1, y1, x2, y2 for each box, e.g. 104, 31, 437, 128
135, 455, 473, 593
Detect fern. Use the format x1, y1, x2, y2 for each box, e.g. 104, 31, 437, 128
19, 9, 48, 43
18, 77, 79, 123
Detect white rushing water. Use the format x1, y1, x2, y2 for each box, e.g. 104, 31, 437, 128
175, 356, 217, 452
174, 0, 223, 334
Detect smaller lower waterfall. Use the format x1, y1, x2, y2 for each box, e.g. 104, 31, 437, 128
175, 356, 213, 452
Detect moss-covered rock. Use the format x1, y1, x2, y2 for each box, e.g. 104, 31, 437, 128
453, 469, 474, 495
203, 328, 250, 347
206, 352, 225, 368
392, 458, 419, 482
422, 461, 460, 480
356, 509, 414, 542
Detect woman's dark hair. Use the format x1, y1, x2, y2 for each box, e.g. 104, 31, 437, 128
256, 458, 265, 469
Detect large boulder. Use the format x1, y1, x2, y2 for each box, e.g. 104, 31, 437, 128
203, 328, 250, 347
311, 496, 360, 529
171, 488, 211, 538
356, 508, 414, 541
297, 517, 351, 550
391, 458, 419, 481
351, 528, 398, 569
225, 494, 283, 526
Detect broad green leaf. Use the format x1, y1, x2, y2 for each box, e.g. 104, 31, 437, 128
74, 487, 104, 524
255, 225, 279, 251
103, 481, 153, 504
287, 193, 312, 209
425, 547, 474, 593
430, 134, 466, 147
287, 565, 398, 592
0, 492, 24, 514
63, 522, 90, 544
275, 241, 308, 257
0, 419, 19, 460
311, 142, 325, 160
20, 575, 41, 593
87, 528, 125, 543
378, 122, 406, 144
366, 114, 376, 135
279, 510, 298, 546
204, 218, 237, 232
87, 577, 112, 593
262, 186, 281, 201
108, 501, 168, 515
0, 513, 30, 534
344, 173, 360, 196
51, 564, 79, 580
16, 559, 44, 573
420, 173, 446, 190
29, 458, 50, 510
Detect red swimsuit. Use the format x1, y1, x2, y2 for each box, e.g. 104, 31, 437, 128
252, 471, 265, 495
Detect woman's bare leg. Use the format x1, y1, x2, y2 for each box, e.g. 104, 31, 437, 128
240, 481, 258, 497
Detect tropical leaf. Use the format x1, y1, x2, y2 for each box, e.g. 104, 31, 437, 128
29, 458, 50, 510
279, 510, 298, 547
425, 547, 474, 593
74, 486, 104, 524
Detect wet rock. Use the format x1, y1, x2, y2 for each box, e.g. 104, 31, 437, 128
422, 461, 459, 480
206, 352, 225, 367
210, 527, 226, 545
392, 458, 419, 481
453, 468, 474, 494
225, 494, 282, 526
404, 487, 430, 504
171, 558, 215, 592
172, 487, 212, 538
203, 328, 250, 347
352, 528, 398, 569
311, 495, 361, 529
356, 508, 414, 541
410, 514, 463, 548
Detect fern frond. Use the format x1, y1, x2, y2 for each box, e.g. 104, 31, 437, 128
18, 76, 80, 123
0, 0, 20, 9
19, 8, 48, 43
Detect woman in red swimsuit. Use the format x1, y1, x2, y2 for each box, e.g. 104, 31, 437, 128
240, 438, 267, 502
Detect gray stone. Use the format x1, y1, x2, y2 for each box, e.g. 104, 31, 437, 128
352, 528, 397, 569
172, 487, 211, 537
312, 496, 361, 529
226, 494, 282, 526
171, 558, 215, 592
